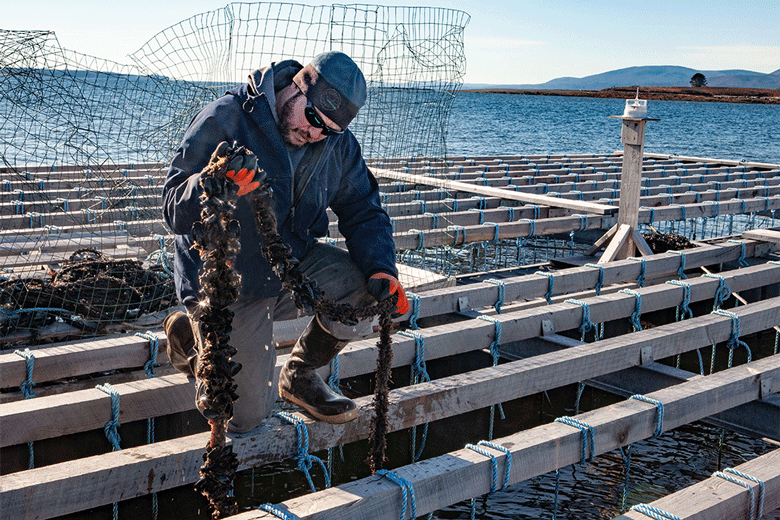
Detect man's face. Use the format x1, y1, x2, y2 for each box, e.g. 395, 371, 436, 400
278, 89, 343, 147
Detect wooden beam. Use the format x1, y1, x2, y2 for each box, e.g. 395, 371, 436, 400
371, 167, 617, 215
615, 449, 780, 520
4, 300, 780, 520
598, 223, 632, 262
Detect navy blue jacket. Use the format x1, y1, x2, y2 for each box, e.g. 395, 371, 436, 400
162, 60, 397, 309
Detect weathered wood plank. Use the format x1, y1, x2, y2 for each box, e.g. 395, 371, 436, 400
3, 297, 780, 520
615, 448, 780, 520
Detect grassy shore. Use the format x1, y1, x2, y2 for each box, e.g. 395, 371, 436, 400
460, 86, 780, 104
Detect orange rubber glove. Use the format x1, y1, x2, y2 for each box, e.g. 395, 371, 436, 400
367, 272, 410, 317
225, 152, 262, 196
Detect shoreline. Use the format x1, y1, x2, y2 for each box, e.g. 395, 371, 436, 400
459, 86, 780, 105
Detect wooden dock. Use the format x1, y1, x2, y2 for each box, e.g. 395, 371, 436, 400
2, 153, 780, 520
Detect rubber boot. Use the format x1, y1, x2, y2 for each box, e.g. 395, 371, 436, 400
278, 315, 357, 423
163, 310, 198, 378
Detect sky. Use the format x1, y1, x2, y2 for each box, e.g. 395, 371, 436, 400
5, 0, 779, 85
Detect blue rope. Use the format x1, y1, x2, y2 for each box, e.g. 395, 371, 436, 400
409, 228, 425, 250
274, 411, 331, 491
630, 395, 665, 437
447, 225, 466, 246
619, 289, 643, 332
484, 279, 506, 314
670, 251, 688, 279
537, 272, 555, 304
727, 239, 749, 267
466, 443, 499, 493
554, 416, 595, 462
469, 208, 485, 224
665, 280, 693, 320
258, 504, 298, 520
398, 330, 430, 460
715, 468, 765, 520
134, 331, 159, 378
564, 299, 596, 342
712, 309, 753, 366
584, 263, 604, 295
424, 211, 439, 229
704, 273, 732, 311
628, 257, 647, 287
96, 383, 122, 451
14, 348, 36, 469
376, 469, 418, 520
407, 292, 421, 330
630, 504, 682, 520
619, 445, 632, 513
477, 315, 506, 440
477, 441, 511, 491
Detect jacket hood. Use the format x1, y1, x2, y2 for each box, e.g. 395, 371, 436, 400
245, 60, 304, 118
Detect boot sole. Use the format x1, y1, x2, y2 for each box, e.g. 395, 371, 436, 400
279, 389, 358, 424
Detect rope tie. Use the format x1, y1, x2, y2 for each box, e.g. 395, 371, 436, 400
408, 229, 425, 250
704, 273, 731, 310
484, 279, 506, 314
584, 263, 605, 295
477, 315, 506, 439
274, 411, 331, 492
506, 206, 515, 222
666, 280, 693, 320
537, 271, 555, 304
134, 331, 160, 378
398, 329, 431, 460
424, 211, 439, 229
554, 416, 595, 462
447, 225, 466, 246
628, 257, 647, 287
630, 395, 665, 437
712, 309, 753, 365
465, 442, 511, 520
469, 208, 485, 224
258, 504, 297, 520
376, 469, 418, 520
407, 292, 421, 329
485, 221, 500, 242
96, 383, 122, 451
630, 504, 682, 520
328, 354, 342, 395
564, 299, 596, 342
14, 348, 36, 469
619, 289, 643, 332
670, 251, 688, 279
712, 468, 765, 520
727, 239, 748, 267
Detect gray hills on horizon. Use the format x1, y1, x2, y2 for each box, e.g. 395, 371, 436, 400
465, 65, 780, 90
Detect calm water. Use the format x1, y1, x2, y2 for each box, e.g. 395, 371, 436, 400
446, 92, 780, 164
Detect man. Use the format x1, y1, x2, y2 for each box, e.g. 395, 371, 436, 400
162, 51, 409, 433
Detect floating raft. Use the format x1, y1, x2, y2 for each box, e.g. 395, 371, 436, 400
2, 152, 780, 520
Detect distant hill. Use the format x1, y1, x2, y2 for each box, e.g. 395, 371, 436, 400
464, 66, 780, 90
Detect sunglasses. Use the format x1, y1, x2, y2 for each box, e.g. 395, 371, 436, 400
304, 100, 344, 136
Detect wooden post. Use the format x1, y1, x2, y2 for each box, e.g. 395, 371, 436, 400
589, 114, 659, 262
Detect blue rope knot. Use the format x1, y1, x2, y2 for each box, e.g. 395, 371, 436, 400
477, 315, 507, 438
704, 273, 732, 310
670, 251, 688, 279
258, 503, 298, 520
483, 279, 506, 314
713, 468, 765, 520
554, 416, 595, 462
536, 271, 554, 304
630, 395, 665, 437
96, 383, 122, 451
376, 469, 418, 520
584, 263, 605, 295
477, 441, 512, 490
619, 289, 643, 332
466, 443, 500, 493
398, 330, 430, 384
564, 299, 596, 341
727, 239, 748, 267
135, 331, 160, 378
665, 280, 693, 320
628, 257, 647, 287
407, 292, 421, 329
14, 348, 36, 398
712, 309, 753, 364
274, 411, 331, 491
630, 503, 682, 520
447, 225, 466, 247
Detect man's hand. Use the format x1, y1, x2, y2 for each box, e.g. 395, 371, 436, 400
367, 272, 410, 317
207, 141, 265, 196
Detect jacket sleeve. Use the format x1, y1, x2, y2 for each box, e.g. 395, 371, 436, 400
162, 110, 232, 236
329, 134, 398, 279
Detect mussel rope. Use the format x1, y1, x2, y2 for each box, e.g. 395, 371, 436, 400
192, 147, 397, 518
